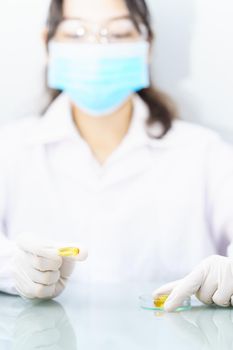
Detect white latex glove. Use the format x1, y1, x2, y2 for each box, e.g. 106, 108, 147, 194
13, 234, 88, 299
153, 255, 233, 312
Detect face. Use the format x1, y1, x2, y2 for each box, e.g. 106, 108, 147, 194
46, 0, 151, 117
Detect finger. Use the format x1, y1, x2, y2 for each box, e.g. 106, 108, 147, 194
27, 268, 60, 286
26, 246, 60, 260
16, 234, 57, 259
17, 240, 63, 271
20, 252, 62, 286
164, 267, 204, 312
14, 253, 57, 299
17, 234, 88, 261
54, 279, 66, 298
17, 249, 62, 281
152, 280, 181, 298
212, 264, 233, 307
60, 259, 75, 278
195, 273, 217, 305
31, 255, 62, 272
15, 276, 56, 299
32, 282, 56, 299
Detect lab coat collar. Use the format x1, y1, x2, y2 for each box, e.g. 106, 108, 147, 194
26, 93, 78, 145
26, 92, 174, 149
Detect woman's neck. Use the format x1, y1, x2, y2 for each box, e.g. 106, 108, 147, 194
72, 97, 134, 164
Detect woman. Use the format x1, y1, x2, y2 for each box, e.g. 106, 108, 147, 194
0, 0, 233, 312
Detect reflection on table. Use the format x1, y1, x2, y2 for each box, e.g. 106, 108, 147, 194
0, 294, 77, 350
0, 283, 233, 349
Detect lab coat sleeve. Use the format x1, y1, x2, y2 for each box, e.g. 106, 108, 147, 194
0, 135, 18, 295
205, 133, 233, 255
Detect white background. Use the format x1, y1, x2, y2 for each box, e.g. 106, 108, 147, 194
0, 0, 233, 141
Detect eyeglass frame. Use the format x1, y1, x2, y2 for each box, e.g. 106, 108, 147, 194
53, 15, 149, 44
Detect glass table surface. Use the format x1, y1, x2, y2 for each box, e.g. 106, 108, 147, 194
0, 282, 233, 350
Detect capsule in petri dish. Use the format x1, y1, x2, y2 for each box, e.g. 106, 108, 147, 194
139, 294, 191, 311
154, 294, 169, 308
58, 247, 80, 257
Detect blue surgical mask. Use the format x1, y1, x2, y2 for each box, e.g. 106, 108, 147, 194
48, 41, 150, 117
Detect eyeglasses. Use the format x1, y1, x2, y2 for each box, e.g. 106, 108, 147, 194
54, 16, 149, 44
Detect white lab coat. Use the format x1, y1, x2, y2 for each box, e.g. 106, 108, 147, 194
0, 93, 233, 294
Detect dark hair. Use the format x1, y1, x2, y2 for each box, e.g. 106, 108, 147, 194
46, 0, 177, 137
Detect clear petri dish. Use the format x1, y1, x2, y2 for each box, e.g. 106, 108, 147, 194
139, 294, 191, 312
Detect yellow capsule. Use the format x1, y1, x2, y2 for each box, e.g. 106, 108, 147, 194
154, 295, 169, 308
58, 247, 80, 257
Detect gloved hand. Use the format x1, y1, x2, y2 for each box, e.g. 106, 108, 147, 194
153, 255, 233, 312
13, 234, 88, 299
